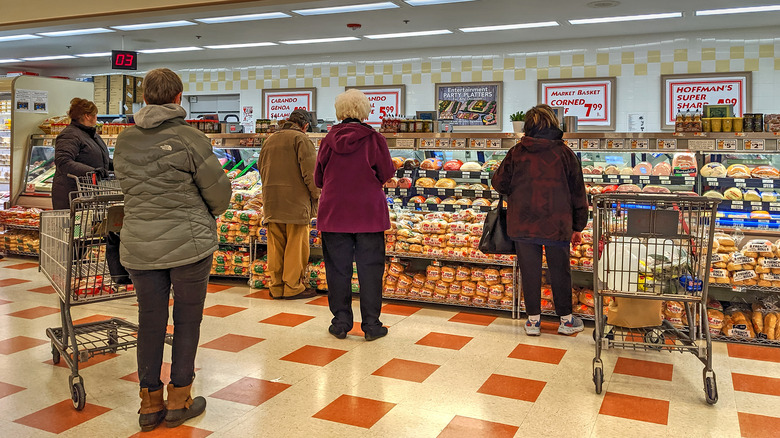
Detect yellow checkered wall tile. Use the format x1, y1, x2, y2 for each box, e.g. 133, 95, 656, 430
493, 70, 503, 81
461, 60, 471, 71
482, 59, 493, 70
248, 71, 256, 80
701, 48, 716, 61
661, 62, 674, 74
348, 66, 356, 76
730, 46, 744, 59
322, 77, 330, 87
412, 73, 422, 84
240, 80, 248, 90
233, 71, 240, 81
183, 83, 190, 92
776, 58, 780, 70
573, 54, 585, 66
609, 64, 621, 77
648, 50, 661, 63
356, 76, 365, 86
402, 64, 412, 74
225, 82, 233, 91
674, 49, 687, 62
514, 69, 525, 80
687, 61, 701, 74
305, 78, 313, 87
503, 58, 515, 70
760, 45, 774, 58
422, 62, 431, 73
548, 55, 560, 67
451, 71, 461, 82
203, 72, 211, 82
272, 79, 280, 88
265, 70, 273, 79
560, 66, 572, 78
472, 71, 482, 81
537, 68, 548, 80
280, 69, 288, 78
196, 82, 204, 91
715, 60, 730, 72
634, 63, 647, 76
218, 72, 225, 82
621, 52, 634, 64
189, 73, 197, 82
393, 74, 402, 84
584, 65, 597, 77
441, 61, 451, 72
597, 53, 610, 65
745, 58, 759, 71
526, 57, 537, 68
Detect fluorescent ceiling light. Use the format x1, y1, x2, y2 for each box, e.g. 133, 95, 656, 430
460, 21, 559, 32
569, 12, 682, 24
21, 55, 77, 61
365, 29, 452, 39
38, 28, 113, 37
139, 46, 203, 54
112, 20, 195, 31
0, 34, 42, 42
75, 52, 112, 58
293, 2, 398, 16
405, 0, 474, 5
0, 59, 23, 64
195, 12, 291, 23
280, 36, 360, 45
696, 5, 780, 16
205, 42, 278, 49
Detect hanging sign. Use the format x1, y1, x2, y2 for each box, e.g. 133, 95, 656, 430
347, 85, 405, 127
538, 77, 616, 130
435, 81, 502, 132
661, 72, 751, 130
262, 88, 316, 120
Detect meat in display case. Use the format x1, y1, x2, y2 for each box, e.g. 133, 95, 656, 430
23, 145, 55, 194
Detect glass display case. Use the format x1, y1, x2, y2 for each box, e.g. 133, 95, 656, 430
22, 144, 55, 195
0, 94, 11, 193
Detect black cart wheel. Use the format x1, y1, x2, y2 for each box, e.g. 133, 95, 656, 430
704, 374, 718, 405
593, 367, 604, 394
71, 382, 86, 410
51, 346, 60, 365
107, 329, 118, 353
644, 329, 665, 350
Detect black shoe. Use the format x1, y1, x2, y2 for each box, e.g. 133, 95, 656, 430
139, 410, 166, 432
328, 325, 347, 339
165, 396, 206, 428
364, 326, 388, 342
285, 288, 317, 300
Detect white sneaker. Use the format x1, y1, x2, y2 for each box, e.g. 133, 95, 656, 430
558, 316, 585, 335
525, 319, 541, 336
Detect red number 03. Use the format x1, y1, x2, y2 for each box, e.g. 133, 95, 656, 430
116, 53, 134, 66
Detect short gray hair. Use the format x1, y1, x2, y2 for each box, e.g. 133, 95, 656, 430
335, 89, 371, 121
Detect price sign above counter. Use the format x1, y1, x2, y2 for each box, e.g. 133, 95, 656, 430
657, 139, 677, 150
661, 72, 750, 130
538, 77, 616, 130
744, 139, 765, 151
262, 88, 316, 120
347, 85, 405, 127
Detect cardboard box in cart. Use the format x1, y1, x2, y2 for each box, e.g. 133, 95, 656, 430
607, 298, 664, 328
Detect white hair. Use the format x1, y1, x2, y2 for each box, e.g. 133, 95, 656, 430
335, 89, 371, 121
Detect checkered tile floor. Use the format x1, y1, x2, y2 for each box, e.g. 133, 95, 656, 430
1, 256, 778, 437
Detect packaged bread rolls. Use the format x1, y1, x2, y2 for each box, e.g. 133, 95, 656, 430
763, 313, 777, 340
752, 310, 765, 334
456, 266, 471, 281
440, 266, 456, 283
708, 309, 725, 335
471, 268, 485, 282
484, 268, 500, 285
426, 264, 441, 281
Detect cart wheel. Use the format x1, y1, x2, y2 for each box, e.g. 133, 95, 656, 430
107, 329, 118, 353
71, 382, 86, 410
644, 329, 665, 350
704, 374, 718, 405
51, 346, 61, 365
593, 367, 604, 394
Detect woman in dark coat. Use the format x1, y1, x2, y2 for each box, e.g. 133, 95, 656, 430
51, 98, 110, 209
492, 104, 588, 336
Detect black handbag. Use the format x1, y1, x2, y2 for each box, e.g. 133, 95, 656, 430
478, 195, 515, 254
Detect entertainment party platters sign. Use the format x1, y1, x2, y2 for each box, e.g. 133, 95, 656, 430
538, 77, 616, 130
262, 88, 317, 120
346, 85, 406, 127
661, 72, 751, 130
435, 81, 502, 132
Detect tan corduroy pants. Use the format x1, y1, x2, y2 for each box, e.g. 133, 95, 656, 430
266, 222, 310, 298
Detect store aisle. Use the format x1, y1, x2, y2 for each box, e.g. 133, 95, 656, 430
0, 256, 778, 438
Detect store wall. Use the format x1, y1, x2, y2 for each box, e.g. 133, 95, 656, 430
55, 26, 780, 132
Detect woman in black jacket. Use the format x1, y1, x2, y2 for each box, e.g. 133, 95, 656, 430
51, 98, 110, 209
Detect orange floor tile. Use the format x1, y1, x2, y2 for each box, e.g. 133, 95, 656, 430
4, 262, 40, 270
13, 399, 111, 434
415, 332, 474, 350
200, 334, 264, 352
477, 373, 547, 402
372, 358, 441, 383
209, 377, 291, 406
244, 289, 273, 300
612, 357, 674, 381
448, 311, 497, 326
727, 343, 780, 363
381, 303, 422, 316
28, 285, 57, 294
0, 335, 49, 355
128, 425, 212, 438
0, 277, 31, 287
202, 304, 247, 318
313, 394, 396, 429
206, 284, 233, 293
438, 415, 519, 438
280, 345, 348, 366
45, 352, 119, 369
732, 372, 780, 397
738, 412, 780, 438
507, 343, 567, 365
0, 298, 11, 305
0, 381, 25, 399
8, 305, 61, 319
305, 295, 330, 306
72, 314, 118, 325
259, 312, 315, 327
599, 391, 670, 425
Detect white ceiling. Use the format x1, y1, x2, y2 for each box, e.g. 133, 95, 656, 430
1, 0, 780, 74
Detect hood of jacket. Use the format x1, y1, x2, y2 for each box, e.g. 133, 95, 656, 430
520, 127, 565, 152
328, 120, 375, 154
134, 103, 187, 129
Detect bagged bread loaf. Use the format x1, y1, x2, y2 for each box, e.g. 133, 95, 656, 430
763, 312, 778, 340
700, 162, 727, 177
726, 164, 751, 178
751, 165, 780, 179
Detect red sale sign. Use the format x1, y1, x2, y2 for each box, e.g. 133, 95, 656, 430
540, 78, 614, 127
262, 89, 315, 120
349, 86, 405, 126
663, 75, 748, 127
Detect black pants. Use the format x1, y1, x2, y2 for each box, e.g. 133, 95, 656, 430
321, 232, 385, 335
515, 242, 572, 317
127, 254, 212, 391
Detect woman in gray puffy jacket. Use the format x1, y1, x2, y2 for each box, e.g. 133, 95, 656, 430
114, 68, 231, 432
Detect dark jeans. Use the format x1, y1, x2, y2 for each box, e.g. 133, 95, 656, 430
321, 232, 385, 335
515, 242, 573, 316
127, 254, 212, 391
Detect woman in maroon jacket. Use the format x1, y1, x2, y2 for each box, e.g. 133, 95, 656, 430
315, 89, 395, 341
492, 104, 588, 336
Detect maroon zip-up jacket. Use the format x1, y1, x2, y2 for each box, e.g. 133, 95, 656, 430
492, 128, 588, 242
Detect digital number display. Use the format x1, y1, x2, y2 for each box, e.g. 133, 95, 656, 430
111, 50, 138, 70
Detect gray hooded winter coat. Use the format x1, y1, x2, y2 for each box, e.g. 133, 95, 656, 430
113, 104, 231, 270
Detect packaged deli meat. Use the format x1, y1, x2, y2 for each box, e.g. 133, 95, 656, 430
751, 165, 780, 179
651, 162, 672, 176
672, 152, 697, 176
700, 162, 727, 178
642, 185, 671, 194
726, 164, 751, 178
633, 162, 652, 175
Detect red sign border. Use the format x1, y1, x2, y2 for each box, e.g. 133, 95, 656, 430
362, 90, 401, 126
541, 82, 610, 123
666, 78, 745, 124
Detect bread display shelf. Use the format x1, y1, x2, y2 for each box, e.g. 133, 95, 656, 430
5, 250, 39, 257
709, 283, 780, 295
2, 223, 39, 231
711, 334, 780, 347
417, 169, 494, 180
209, 273, 250, 279
387, 251, 515, 266
383, 293, 513, 312
407, 203, 493, 213
583, 175, 695, 186
703, 177, 780, 189
394, 169, 415, 178
416, 187, 500, 199
384, 188, 415, 197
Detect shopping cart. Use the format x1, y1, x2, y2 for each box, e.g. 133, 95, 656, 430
39, 190, 137, 410
591, 193, 721, 404
70, 171, 123, 198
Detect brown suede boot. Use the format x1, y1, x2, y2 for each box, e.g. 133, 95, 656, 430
138, 388, 166, 432
165, 383, 206, 428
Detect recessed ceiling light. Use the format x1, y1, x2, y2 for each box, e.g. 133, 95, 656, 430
0, 34, 42, 42
138, 46, 203, 54
75, 52, 112, 58
205, 42, 278, 49
405, 0, 474, 5
569, 12, 682, 25
280, 36, 360, 44
365, 29, 452, 39
696, 5, 780, 16
112, 20, 196, 31
0, 58, 23, 64
38, 28, 114, 37
21, 55, 77, 61
293, 2, 399, 16
460, 21, 559, 32
195, 12, 291, 23
587, 0, 620, 8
